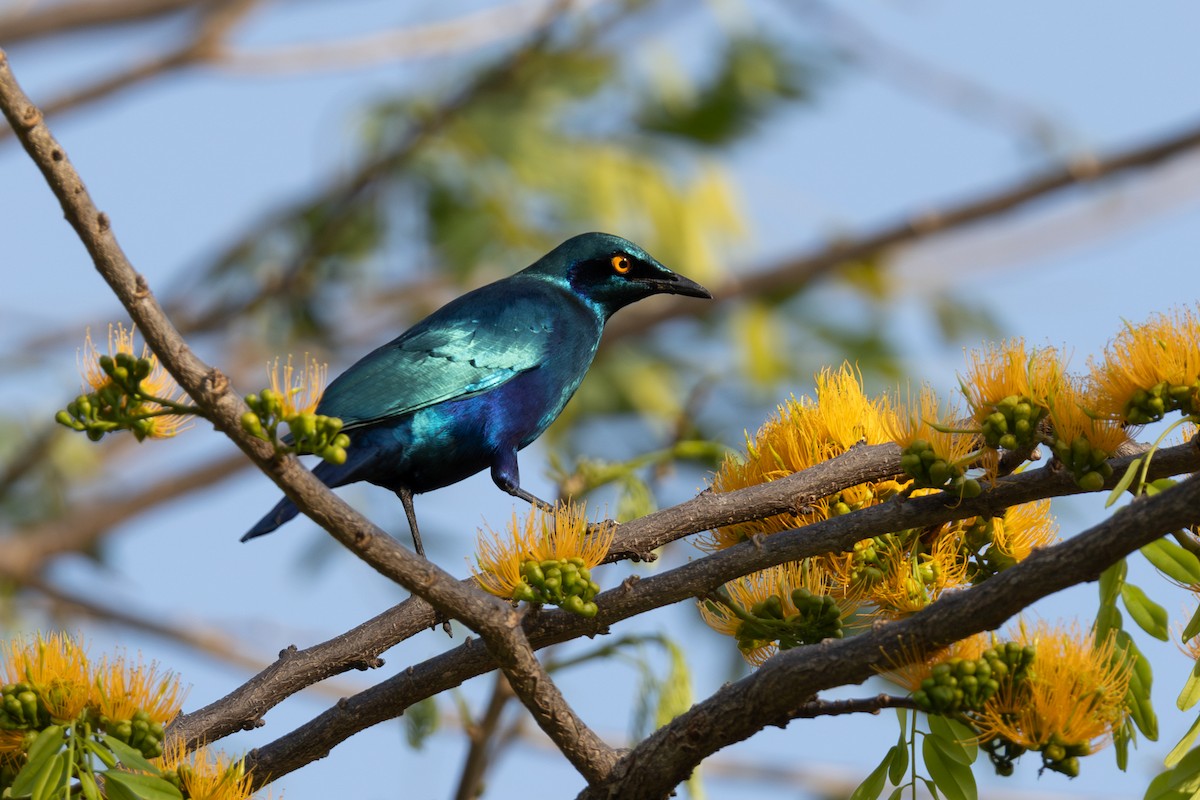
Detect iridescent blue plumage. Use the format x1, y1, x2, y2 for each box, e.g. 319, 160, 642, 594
242, 232, 711, 555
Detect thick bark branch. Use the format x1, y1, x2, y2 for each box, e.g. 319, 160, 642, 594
580, 468, 1200, 799
231, 441, 1200, 786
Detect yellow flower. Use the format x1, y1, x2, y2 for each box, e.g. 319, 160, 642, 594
0, 729, 27, 761
990, 499, 1058, 561
867, 530, 970, 617
880, 632, 992, 694
699, 561, 858, 666
961, 339, 1063, 422
157, 739, 257, 800
886, 384, 974, 462
94, 654, 186, 726
973, 621, 1131, 762
267, 354, 328, 417
473, 502, 613, 603
79, 324, 190, 438
1047, 377, 1130, 456
702, 364, 905, 550
1, 632, 93, 722
1090, 305, 1200, 422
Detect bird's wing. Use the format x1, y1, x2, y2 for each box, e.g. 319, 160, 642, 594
316, 290, 564, 429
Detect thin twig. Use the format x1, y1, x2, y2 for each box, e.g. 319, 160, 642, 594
453, 671, 515, 800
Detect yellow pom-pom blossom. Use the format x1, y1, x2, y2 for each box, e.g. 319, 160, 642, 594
157, 739, 259, 800
1046, 377, 1130, 490
887, 384, 980, 493
80, 323, 191, 438
267, 354, 328, 417
473, 502, 614, 617
960, 340, 1064, 451
1, 632, 93, 722
972, 621, 1131, 776
703, 364, 904, 550
865, 529, 970, 617
94, 654, 186, 727
699, 561, 861, 666
988, 499, 1058, 562
1090, 305, 1200, 424
879, 631, 992, 694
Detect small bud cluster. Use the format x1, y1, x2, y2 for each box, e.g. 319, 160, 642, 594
56, 353, 191, 441
899, 438, 981, 497
846, 535, 894, 588
961, 517, 1016, 581
1050, 436, 1114, 491
242, 388, 350, 465
0, 682, 47, 730
979, 394, 1045, 451
1123, 380, 1199, 425
99, 709, 166, 759
512, 557, 601, 618
982, 731, 1089, 778
912, 643, 1034, 715
2, 681, 167, 761
731, 588, 844, 657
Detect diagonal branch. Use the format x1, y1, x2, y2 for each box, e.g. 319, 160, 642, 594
578, 469, 1200, 799
0, 0, 212, 44
0, 47, 616, 785
228, 441, 1200, 786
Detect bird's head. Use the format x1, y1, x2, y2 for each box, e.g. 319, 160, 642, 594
527, 232, 712, 319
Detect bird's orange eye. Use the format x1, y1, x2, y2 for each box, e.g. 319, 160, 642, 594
611, 255, 632, 275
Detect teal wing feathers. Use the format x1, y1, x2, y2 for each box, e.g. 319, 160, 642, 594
316, 284, 569, 430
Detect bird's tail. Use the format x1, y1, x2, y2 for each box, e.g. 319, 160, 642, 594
240, 453, 372, 542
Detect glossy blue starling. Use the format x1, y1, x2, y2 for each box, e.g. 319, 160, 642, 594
242, 232, 712, 556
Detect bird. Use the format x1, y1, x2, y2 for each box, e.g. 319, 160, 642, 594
242, 232, 712, 556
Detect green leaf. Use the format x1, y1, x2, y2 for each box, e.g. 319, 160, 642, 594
10, 724, 65, 798
923, 734, 977, 800
103, 770, 184, 800
31, 752, 66, 800
1096, 603, 1123, 645
101, 734, 160, 774
1185, 605, 1200, 643
849, 748, 894, 800
1107, 457, 1142, 507
80, 772, 102, 800
404, 697, 439, 750
1122, 633, 1160, 741
927, 716, 978, 764
1123, 583, 1171, 641
1167, 717, 1200, 768
1115, 718, 1131, 771
888, 739, 909, 785
1142, 539, 1200, 585
104, 779, 142, 800
887, 786, 908, 800
1146, 745, 1200, 799
1181, 662, 1200, 712
1100, 559, 1127, 607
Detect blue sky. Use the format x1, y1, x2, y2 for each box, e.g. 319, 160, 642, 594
4, 2, 1200, 798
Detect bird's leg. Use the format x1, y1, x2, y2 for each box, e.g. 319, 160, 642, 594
396, 487, 426, 558
490, 453, 555, 512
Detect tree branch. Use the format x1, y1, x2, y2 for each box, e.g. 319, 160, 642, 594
580, 468, 1200, 799
0, 0, 257, 142
229, 441, 1200, 786
0, 0, 212, 45
0, 47, 620, 786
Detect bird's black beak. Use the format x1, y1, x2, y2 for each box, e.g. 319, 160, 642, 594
650, 272, 713, 300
